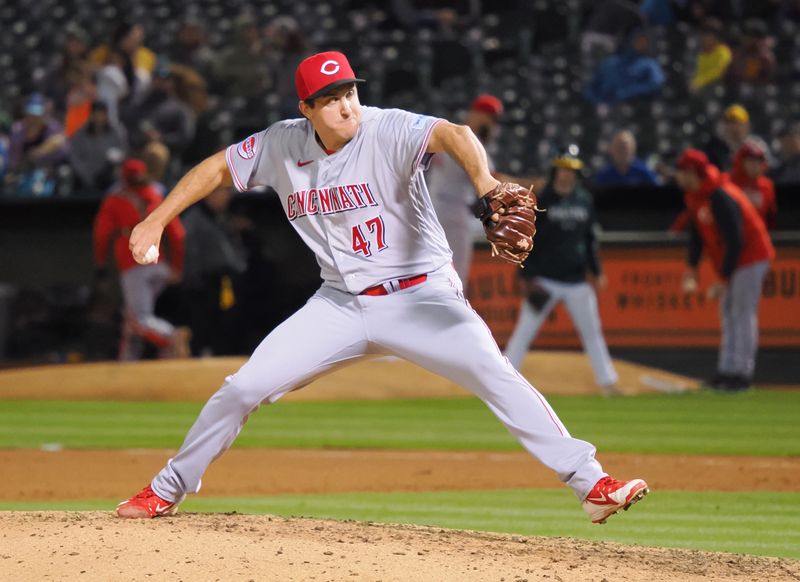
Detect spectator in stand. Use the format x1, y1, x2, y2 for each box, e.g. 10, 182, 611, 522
7, 94, 67, 196
726, 19, 776, 87
92, 22, 155, 123
593, 130, 659, 188
581, 0, 646, 69
386, 0, 479, 36
93, 158, 187, 360
39, 23, 91, 116
68, 101, 128, 193
215, 14, 271, 106
266, 16, 312, 119
702, 104, 769, 171
90, 21, 156, 76
95, 48, 148, 128
583, 29, 665, 106
126, 64, 197, 175
63, 62, 96, 138
771, 122, 800, 185
676, 149, 774, 392
169, 19, 216, 83
689, 18, 731, 94
171, 63, 216, 168
181, 185, 248, 356
727, 142, 777, 230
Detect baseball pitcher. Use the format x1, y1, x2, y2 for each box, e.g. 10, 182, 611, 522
116, 51, 648, 524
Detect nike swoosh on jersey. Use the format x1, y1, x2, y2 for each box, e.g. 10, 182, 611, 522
297, 159, 314, 167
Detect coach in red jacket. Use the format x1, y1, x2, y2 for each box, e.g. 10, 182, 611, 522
677, 149, 775, 391
93, 158, 187, 360
727, 141, 777, 229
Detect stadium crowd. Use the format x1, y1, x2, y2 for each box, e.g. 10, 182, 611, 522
1, 1, 800, 198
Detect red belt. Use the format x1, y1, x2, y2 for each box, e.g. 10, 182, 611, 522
359, 274, 428, 296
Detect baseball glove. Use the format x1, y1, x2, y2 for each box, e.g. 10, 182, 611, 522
472, 182, 540, 265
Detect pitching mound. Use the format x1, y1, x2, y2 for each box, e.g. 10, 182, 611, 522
3, 512, 797, 582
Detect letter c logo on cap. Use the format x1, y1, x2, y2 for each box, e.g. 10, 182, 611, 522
320, 60, 340, 75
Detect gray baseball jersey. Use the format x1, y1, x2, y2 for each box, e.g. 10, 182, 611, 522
225, 106, 452, 293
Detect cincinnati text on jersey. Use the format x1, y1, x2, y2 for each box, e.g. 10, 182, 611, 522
286, 183, 379, 221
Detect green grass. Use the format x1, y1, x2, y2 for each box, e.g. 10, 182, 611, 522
2, 489, 798, 559
1, 390, 798, 455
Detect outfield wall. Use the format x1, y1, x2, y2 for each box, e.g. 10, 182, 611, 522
469, 238, 800, 348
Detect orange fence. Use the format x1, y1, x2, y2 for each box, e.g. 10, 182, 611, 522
466, 245, 800, 348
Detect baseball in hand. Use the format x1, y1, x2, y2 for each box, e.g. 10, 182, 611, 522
141, 245, 159, 265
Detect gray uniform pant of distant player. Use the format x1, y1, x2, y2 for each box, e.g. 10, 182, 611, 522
151, 264, 606, 503
504, 277, 619, 388
718, 260, 770, 377
119, 263, 175, 360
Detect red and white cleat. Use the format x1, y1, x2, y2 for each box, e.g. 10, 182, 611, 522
582, 476, 649, 524
116, 485, 183, 519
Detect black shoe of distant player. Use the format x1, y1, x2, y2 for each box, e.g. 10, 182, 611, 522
703, 373, 733, 391
722, 375, 753, 393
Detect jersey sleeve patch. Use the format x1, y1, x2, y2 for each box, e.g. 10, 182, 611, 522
236, 134, 259, 159
411, 114, 432, 130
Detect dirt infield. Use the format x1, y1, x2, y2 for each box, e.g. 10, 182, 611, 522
2, 512, 798, 582
4, 449, 798, 501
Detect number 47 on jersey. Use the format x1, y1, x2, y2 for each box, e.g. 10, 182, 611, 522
351, 216, 387, 257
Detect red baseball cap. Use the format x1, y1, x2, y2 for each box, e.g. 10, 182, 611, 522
470, 94, 504, 118
739, 141, 766, 160
295, 51, 365, 101
676, 148, 710, 176
121, 158, 147, 179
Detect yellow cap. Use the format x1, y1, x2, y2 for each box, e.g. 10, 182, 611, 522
552, 157, 584, 170
724, 104, 749, 124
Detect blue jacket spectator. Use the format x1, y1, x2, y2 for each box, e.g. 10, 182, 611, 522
8, 95, 67, 173
593, 130, 659, 188
7, 94, 67, 196
583, 31, 665, 105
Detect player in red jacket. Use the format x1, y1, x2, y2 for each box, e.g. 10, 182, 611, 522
676, 149, 775, 392
93, 158, 188, 359
727, 141, 777, 229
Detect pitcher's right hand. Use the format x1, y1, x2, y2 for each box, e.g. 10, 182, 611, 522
129, 219, 164, 265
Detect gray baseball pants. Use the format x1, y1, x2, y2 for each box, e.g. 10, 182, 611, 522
718, 260, 770, 378
119, 263, 175, 360
504, 277, 619, 388
150, 264, 606, 503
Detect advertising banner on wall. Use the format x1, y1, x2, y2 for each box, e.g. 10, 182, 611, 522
467, 245, 800, 348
